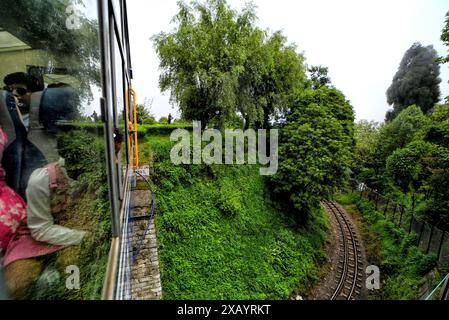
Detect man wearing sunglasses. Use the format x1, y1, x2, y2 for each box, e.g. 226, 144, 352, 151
3, 72, 44, 129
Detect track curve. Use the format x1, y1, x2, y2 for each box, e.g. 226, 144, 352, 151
322, 201, 364, 300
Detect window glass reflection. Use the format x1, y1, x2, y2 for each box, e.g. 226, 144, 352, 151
0, 0, 111, 300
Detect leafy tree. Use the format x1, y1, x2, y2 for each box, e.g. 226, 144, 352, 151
236, 29, 306, 129
294, 86, 354, 139
159, 117, 168, 124
153, 0, 255, 129
386, 140, 432, 195
0, 0, 100, 102
271, 87, 354, 222
153, 0, 306, 130
253, 32, 306, 129
386, 43, 441, 121
135, 98, 154, 124
440, 11, 449, 102
308, 65, 331, 89
420, 104, 449, 227
352, 120, 380, 183
377, 105, 429, 160
136, 104, 150, 124
362, 105, 429, 192
440, 11, 449, 65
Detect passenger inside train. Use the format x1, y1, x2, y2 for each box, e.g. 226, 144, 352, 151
0, 0, 113, 299
3, 72, 44, 130
0, 80, 90, 298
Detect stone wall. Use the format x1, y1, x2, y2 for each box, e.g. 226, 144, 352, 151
129, 176, 162, 300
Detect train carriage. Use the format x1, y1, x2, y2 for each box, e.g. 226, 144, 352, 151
0, 0, 139, 300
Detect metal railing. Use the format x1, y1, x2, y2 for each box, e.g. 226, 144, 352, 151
425, 272, 449, 300
348, 180, 449, 269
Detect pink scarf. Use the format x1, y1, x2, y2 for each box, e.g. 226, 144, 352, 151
0, 128, 63, 264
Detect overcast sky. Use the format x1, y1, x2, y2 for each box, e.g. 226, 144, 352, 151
127, 0, 449, 123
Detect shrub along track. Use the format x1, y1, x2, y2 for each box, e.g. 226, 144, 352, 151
317, 201, 366, 300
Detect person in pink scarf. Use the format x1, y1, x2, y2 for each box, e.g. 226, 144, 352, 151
0, 128, 27, 255
0, 127, 65, 298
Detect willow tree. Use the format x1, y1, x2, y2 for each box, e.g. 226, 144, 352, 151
153, 0, 306, 130
153, 0, 257, 129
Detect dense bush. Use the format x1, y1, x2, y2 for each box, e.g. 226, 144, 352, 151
137, 123, 193, 138
271, 87, 354, 222
142, 135, 329, 299
353, 104, 449, 228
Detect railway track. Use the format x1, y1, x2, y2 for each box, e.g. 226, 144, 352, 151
322, 201, 364, 300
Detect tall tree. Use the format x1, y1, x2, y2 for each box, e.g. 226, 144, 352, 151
153, 0, 255, 129
255, 32, 306, 129
421, 104, 449, 227
377, 105, 429, 159
0, 0, 100, 102
308, 65, 331, 90
386, 140, 432, 197
352, 120, 380, 183
386, 43, 441, 121
440, 11, 449, 102
136, 98, 154, 124
440, 11, 449, 65
271, 87, 354, 223
153, 0, 305, 130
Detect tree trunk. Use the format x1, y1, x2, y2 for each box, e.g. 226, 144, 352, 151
263, 106, 270, 130
244, 115, 250, 130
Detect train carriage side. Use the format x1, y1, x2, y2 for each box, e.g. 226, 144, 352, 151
0, 0, 137, 300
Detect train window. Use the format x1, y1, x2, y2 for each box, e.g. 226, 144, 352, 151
112, 0, 123, 37
113, 29, 126, 197
0, 0, 113, 299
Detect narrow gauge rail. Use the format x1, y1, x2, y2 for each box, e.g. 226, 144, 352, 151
323, 201, 364, 300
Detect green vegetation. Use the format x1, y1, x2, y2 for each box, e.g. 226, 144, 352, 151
153, 0, 306, 130
139, 134, 329, 299
271, 86, 354, 222
386, 43, 441, 121
351, 14, 449, 233
335, 193, 439, 300
136, 123, 193, 140
143, 4, 449, 301
0, 0, 100, 101
353, 104, 449, 229
440, 11, 449, 101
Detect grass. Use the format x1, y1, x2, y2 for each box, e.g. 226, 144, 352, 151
139, 134, 329, 300
335, 192, 440, 300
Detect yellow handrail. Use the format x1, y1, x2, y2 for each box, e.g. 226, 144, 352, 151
125, 87, 139, 168
131, 88, 139, 167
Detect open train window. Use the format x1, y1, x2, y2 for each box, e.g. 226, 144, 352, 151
0, 0, 132, 300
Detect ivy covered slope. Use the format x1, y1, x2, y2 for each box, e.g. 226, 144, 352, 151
139, 135, 329, 300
